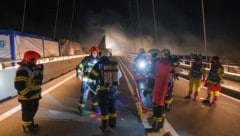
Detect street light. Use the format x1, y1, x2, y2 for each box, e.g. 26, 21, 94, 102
201, 0, 207, 57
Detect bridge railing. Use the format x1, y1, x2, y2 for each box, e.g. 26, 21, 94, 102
127, 53, 240, 81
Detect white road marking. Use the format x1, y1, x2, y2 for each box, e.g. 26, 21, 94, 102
118, 58, 179, 136
0, 74, 76, 122
180, 77, 240, 103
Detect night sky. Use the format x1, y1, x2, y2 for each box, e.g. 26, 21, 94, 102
0, 0, 239, 60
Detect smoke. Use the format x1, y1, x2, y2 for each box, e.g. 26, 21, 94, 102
72, 1, 240, 62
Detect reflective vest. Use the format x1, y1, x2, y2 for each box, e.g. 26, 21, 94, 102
190, 63, 203, 78
208, 64, 223, 83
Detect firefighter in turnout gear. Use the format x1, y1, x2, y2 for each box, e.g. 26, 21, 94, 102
133, 48, 150, 75
151, 49, 171, 132
133, 48, 152, 108
144, 49, 159, 96
89, 49, 122, 132
14, 50, 43, 133
77, 45, 99, 114
185, 57, 206, 101
165, 55, 180, 111
202, 56, 224, 106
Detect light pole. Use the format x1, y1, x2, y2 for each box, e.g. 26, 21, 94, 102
201, 0, 207, 56
53, 0, 59, 39
152, 0, 158, 41
69, 0, 76, 40
21, 0, 27, 32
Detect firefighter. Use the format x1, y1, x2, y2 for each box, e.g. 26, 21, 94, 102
151, 49, 171, 132
184, 57, 206, 101
14, 50, 43, 133
133, 48, 149, 75
76, 45, 99, 114
202, 56, 224, 106
143, 49, 159, 99
89, 49, 122, 132
165, 55, 180, 111
133, 48, 151, 108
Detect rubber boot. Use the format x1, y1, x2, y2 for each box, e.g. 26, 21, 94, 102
193, 92, 199, 101
184, 91, 192, 99
109, 117, 116, 128
100, 120, 109, 132
212, 96, 219, 105
151, 121, 162, 132
202, 95, 211, 106
22, 123, 39, 133
78, 106, 84, 115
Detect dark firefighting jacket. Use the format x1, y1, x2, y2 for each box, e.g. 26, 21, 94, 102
14, 62, 43, 101
76, 56, 99, 82
89, 57, 121, 95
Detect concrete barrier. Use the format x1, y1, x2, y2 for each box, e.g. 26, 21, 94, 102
0, 56, 84, 101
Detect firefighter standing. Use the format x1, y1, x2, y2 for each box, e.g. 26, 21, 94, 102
184, 57, 206, 101
133, 48, 150, 75
165, 55, 180, 111
14, 50, 43, 133
151, 49, 171, 132
89, 49, 122, 132
202, 56, 224, 106
133, 48, 151, 108
144, 49, 159, 96
77, 46, 99, 114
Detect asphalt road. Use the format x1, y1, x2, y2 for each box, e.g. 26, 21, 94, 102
0, 56, 240, 136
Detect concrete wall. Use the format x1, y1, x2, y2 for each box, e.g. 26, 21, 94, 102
0, 57, 83, 101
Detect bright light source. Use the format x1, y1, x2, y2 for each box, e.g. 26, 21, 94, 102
138, 61, 146, 69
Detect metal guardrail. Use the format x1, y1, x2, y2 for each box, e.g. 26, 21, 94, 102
127, 53, 240, 80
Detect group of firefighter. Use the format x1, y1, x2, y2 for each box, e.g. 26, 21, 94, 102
14, 45, 223, 134
133, 48, 224, 132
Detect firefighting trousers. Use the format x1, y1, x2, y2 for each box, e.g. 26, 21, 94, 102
98, 90, 117, 128
79, 81, 98, 108
152, 103, 165, 128
152, 103, 165, 118
21, 99, 39, 126
189, 78, 201, 93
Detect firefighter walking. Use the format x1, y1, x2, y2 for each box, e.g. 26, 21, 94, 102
89, 49, 122, 132
76, 45, 100, 114
14, 50, 44, 133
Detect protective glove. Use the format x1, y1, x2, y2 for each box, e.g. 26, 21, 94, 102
92, 80, 96, 85
77, 75, 82, 81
